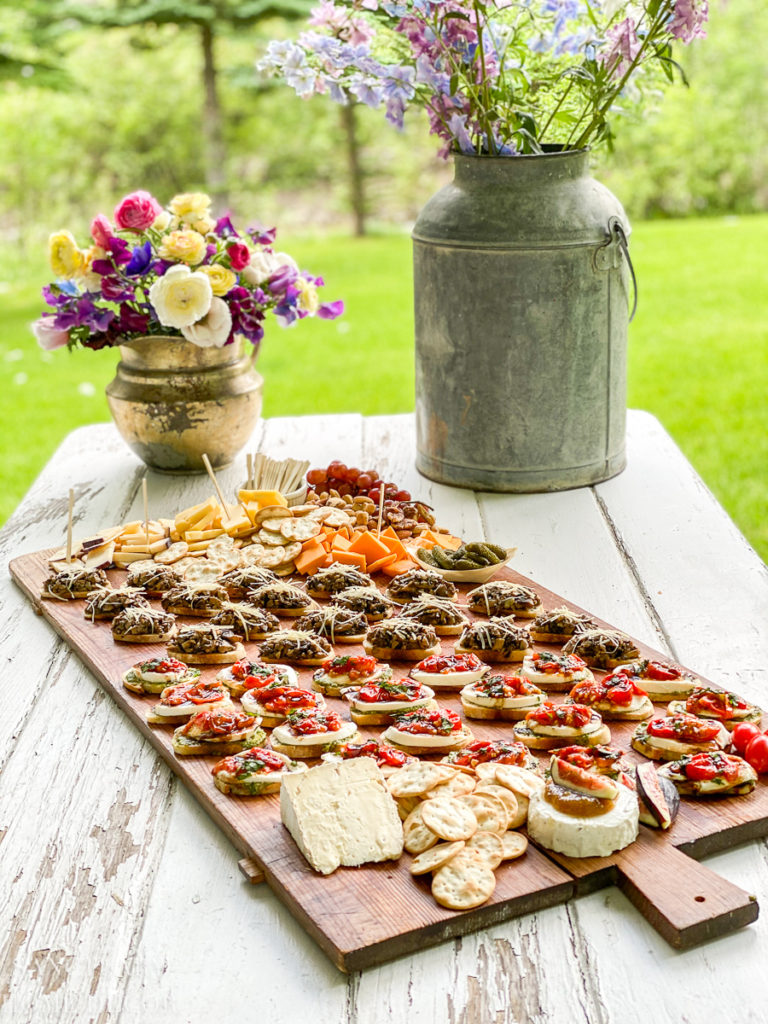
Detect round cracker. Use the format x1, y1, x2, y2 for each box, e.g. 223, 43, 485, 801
397, 795, 421, 821
464, 830, 504, 868
403, 805, 439, 855
282, 541, 303, 562
257, 528, 289, 547
500, 832, 529, 860
472, 784, 519, 826
272, 563, 296, 577
181, 562, 224, 584
473, 762, 500, 783
422, 772, 476, 800
289, 504, 316, 516
306, 506, 333, 522
493, 764, 545, 799
458, 793, 508, 834
280, 517, 321, 542
431, 854, 496, 910
259, 518, 288, 535
253, 506, 292, 526
387, 761, 456, 799
155, 541, 189, 565
410, 841, 466, 876
208, 553, 243, 573
323, 510, 353, 528
126, 559, 157, 575
421, 797, 478, 842
258, 546, 288, 568
208, 535, 236, 555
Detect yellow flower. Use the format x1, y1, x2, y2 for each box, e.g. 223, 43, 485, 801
169, 192, 212, 222
149, 264, 212, 329
73, 245, 104, 292
190, 214, 216, 235
152, 210, 172, 231
295, 277, 320, 315
158, 229, 207, 266
199, 264, 237, 296
48, 230, 84, 278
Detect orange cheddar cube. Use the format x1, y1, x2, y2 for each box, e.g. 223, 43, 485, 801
367, 553, 398, 574
332, 549, 368, 571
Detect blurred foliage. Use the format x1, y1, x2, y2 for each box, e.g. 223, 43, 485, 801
0, 0, 764, 245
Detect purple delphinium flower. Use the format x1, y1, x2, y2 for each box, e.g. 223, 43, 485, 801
668, 0, 708, 43
599, 17, 642, 80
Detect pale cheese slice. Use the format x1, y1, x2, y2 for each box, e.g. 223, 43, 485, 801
280, 759, 403, 875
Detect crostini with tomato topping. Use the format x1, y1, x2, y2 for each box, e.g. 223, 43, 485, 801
269, 709, 359, 759
215, 659, 298, 699
212, 747, 307, 796
460, 673, 545, 721
312, 653, 390, 697
513, 701, 611, 750
146, 680, 233, 725
667, 687, 762, 732
381, 706, 473, 756
346, 677, 436, 726
122, 657, 200, 695
604, 659, 700, 701
631, 712, 730, 761
520, 650, 593, 692
658, 751, 757, 797
241, 682, 325, 728
409, 652, 488, 690
442, 739, 538, 772
172, 708, 267, 756
320, 739, 416, 775
565, 675, 654, 721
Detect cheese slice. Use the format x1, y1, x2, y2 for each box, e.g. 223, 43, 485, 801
280, 759, 403, 875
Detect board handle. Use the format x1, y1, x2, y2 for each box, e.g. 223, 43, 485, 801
615, 833, 758, 948
238, 857, 266, 885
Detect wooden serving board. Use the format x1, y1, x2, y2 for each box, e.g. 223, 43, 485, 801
9, 549, 763, 970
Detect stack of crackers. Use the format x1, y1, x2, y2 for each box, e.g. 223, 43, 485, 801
386, 761, 542, 910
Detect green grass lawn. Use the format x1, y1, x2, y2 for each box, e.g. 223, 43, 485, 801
2, 216, 766, 562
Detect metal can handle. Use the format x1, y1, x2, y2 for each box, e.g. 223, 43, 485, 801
609, 217, 638, 322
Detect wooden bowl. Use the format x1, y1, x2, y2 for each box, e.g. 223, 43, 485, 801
411, 547, 517, 584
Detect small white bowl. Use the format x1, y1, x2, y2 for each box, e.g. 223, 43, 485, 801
412, 547, 517, 584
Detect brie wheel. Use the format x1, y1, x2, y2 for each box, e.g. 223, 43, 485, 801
272, 720, 358, 747
527, 785, 639, 858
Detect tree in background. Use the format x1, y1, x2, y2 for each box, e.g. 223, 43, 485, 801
31, 0, 314, 209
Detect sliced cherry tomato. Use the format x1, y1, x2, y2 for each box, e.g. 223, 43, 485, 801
682, 751, 743, 783
526, 701, 593, 730
355, 680, 423, 703
416, 653, 483, 674
531, 651, 586, 673
287, 710, 342, 735
321, 654, 378, 679
744, 734, 768, 774
646, 713, 721, 744
393, 707, 462, 735
731, 722, 762, 755
474, 674, 538, 699
643, 661, 682, 681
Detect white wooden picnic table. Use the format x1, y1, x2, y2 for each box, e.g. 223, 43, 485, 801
1, 410, 767, 1024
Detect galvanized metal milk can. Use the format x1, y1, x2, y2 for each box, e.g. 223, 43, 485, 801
413, 150, 632, 492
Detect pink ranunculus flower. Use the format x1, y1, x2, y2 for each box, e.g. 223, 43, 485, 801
31, 317, 70, 350
90, 214, 114, 249
227, 241, 251, 271
114, 190, 163, 233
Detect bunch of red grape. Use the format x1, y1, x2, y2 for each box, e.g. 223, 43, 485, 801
306, 461, 411, 502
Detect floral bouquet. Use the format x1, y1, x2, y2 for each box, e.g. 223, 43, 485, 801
34, 190, 343, 352
260, 0, 708, 157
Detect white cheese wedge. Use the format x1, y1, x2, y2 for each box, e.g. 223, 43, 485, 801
380, 726, 463, 749
280, 758, 404, 875
527, 785, 639, 858
409, 667, 486, 689
460, 684, 542, 710
272, 720, 357, 747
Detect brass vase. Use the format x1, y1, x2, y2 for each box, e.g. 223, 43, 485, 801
105, 335, 263, 473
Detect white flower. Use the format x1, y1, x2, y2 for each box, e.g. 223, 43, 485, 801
181, 296, 232, 348
149, 264, 212, 329
241, 249, 299, 286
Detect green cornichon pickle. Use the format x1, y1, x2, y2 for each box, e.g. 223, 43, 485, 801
486, 543, 508, 559
472, 543, 502, 564
454, 558, 480, 569
417, 547, 437, 565
431, 545, 455, 569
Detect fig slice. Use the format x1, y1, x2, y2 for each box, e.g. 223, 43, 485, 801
636, 761, 680, 829
550, 755, 619, 800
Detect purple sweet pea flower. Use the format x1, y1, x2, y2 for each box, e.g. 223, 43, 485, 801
125, 240, 153, 276
106, 237, 132, 265
53, 295, 115, 333
247, 224, 277, 246
214, 213, 239, 238
267, 264, 299, 296
116, 304, 151, 334
100, 274, 135, 302
317, 300, 344, 319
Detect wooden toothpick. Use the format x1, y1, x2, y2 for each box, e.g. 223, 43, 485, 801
376, 484, 386, 537
142, 477, 149, 549
246, 453, 254, 491
201, 453, 229, 520
66, 488, 74, 563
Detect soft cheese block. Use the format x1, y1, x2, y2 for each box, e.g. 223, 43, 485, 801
280, 758, 404, 875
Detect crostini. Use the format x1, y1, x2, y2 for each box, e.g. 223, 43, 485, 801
241, 682, 325, 728
84, 585, 149, 621
667, 687, 762, 732
520, 650, 593, 692
380, 706, 473, 755
528, 606, 595, 643
454, 618, 532, 663
346, 677, 436, 726
386, 568, 458, 605
147, 680, 233, 725
122, 657, 200, 695
513, 701, 611, 749
409, 652, 488, 690
631, 712, 730, 761
566, 674, 654, 720
215, 658, 298, 699
658, 751, 757, 797
466, 581, 542, 618
460, 673, 545, 721
562, 628, 641, 669
295, 606, 368, 644
363, 619, 441, 661
212, 746, 307, 796
167, 623, 245, 664
269, 709, 359, 759
172, 707, 267, 756
111, 606, 175, 644
312, 653, 391, 697
258, 629, 333, 666
399, 594, 469, 636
